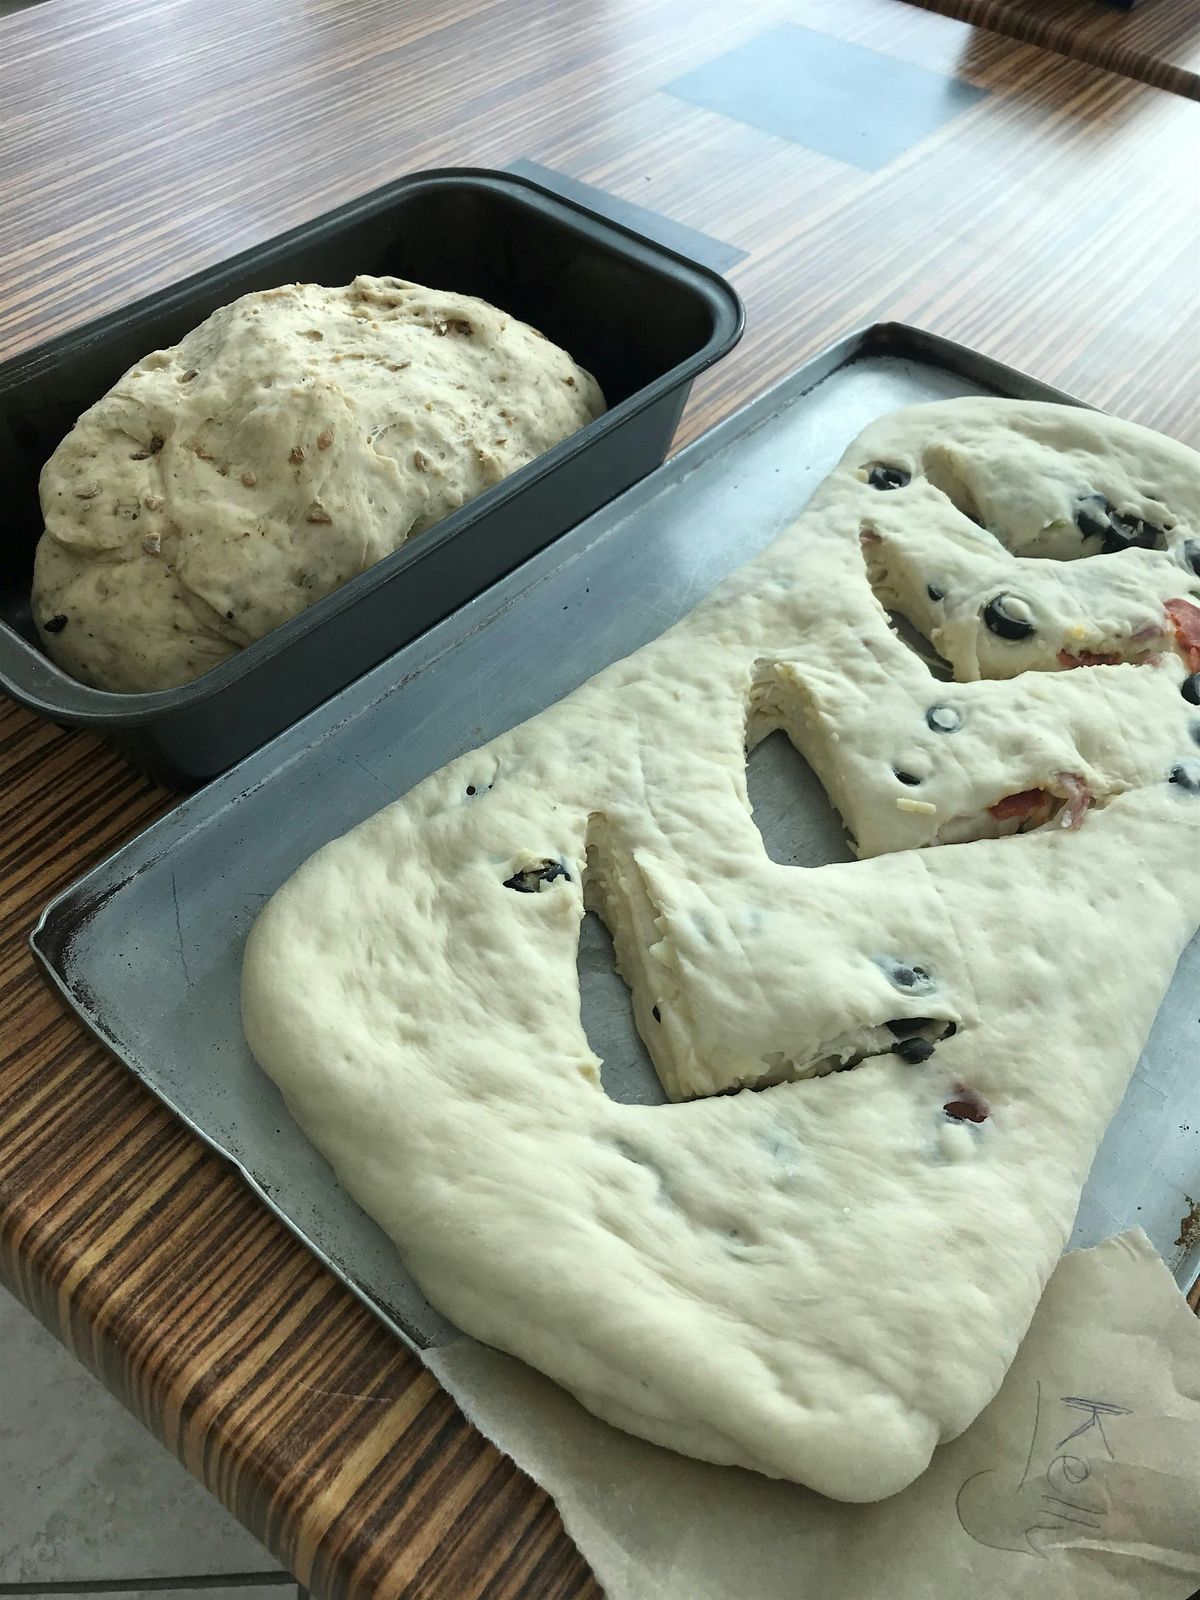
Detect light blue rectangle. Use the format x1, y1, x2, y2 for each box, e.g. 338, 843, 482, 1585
667, 24, 988, 173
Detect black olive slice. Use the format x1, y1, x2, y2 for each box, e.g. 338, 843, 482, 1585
893, 1037, 935, 1064
1074, 494, 1110, 541
1102, 511, 1161, 555
982, 594, 1035, 640
926, 705, 962, 733
42, 614, 68, 634
503, 860, 570, 892
879, 959, 936, 994
1075, 495, 1164, 554
1101, 513, 1139, 554
867, 465, 910, 491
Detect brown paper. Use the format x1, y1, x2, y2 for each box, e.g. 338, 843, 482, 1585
426, 1230, 1200, 1600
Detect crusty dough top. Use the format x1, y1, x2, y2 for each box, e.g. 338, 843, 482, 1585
32, 277, 604, 692
243, 399, 1200, 1501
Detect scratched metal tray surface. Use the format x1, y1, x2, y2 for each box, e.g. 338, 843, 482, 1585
32, 325, 1200, 1352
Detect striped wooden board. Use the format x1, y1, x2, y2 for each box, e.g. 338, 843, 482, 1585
903, 0, 1200, 99
1, 2, 1198, 1595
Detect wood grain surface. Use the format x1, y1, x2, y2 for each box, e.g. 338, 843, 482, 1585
1, 3, 1199, 1597
904, 0, 1200, 98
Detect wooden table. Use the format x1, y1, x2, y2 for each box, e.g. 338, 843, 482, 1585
905, 0, 1200, 99
2, 2, 1198, 1595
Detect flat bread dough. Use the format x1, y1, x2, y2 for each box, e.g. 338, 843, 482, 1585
32, 277, 604, 692
242, 399, 1200, 1501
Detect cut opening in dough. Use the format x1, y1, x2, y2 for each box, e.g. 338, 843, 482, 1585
744, 730, 856, 869
576, 908, 668, 1107
886, 611, 954, 680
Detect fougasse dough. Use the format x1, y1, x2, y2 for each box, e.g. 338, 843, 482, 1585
32, 277, 604, 692
242, 399, 1200, 1502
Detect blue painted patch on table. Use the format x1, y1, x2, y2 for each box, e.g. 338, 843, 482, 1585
506, 158, 747, 275
665, 24, 988, 173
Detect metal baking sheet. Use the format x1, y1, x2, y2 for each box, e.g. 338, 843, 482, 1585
32, 325, 1200, 1354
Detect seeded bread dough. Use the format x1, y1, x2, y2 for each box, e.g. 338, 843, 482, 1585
242, 399, 1200, 1501
32, 277, 604, 692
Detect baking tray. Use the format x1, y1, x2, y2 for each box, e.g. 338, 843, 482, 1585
31, 324, 1200, 1354
0, 167, 743, 788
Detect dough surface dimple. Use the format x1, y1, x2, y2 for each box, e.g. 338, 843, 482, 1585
32, 277, 604, 692
242, 398, 1200, 1501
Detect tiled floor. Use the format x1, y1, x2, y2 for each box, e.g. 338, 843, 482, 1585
0, 1285, 301, 1598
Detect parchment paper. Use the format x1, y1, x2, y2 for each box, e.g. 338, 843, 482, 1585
426, 1230, 1200, 1600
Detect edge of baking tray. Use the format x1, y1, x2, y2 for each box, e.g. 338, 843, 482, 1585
26, 320, 1105, 1344
27, 928, 449, 1351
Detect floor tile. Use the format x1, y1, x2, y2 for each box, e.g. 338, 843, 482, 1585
0, 1286, 283, 1584
666, 23, 988, 172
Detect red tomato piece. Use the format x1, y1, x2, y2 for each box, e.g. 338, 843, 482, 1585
1165, 598, 1200, 672
989, 788, 1047, 820
1057, 649, 1122, 668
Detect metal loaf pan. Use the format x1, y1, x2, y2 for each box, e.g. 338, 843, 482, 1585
0, 168, 744, 787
